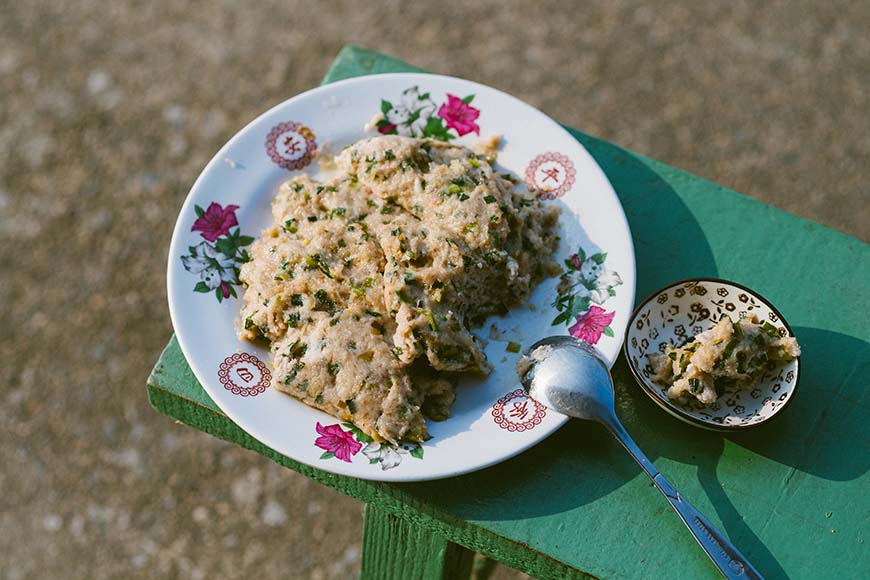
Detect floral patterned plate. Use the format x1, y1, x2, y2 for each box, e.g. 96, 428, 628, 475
167, 73, 636, 481
624, 279, 801, 430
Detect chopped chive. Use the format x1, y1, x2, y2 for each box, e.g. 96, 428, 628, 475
304, 254, 333, 278
506, 341, 521, 353
761, 322, 780, 338
421, 310, 437, 331
395, 289, 411, 303
314, 289, 337, 314
736, 351, 748, 373
715, 338, 741, 369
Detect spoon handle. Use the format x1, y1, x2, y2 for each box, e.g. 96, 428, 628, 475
605, 418, 764, 580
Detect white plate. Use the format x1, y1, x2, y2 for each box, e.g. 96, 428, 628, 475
167, 73, 636, 481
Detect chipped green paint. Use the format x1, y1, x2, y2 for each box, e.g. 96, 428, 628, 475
147, 46, 870, 580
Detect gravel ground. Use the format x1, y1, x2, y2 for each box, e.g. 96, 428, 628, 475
1, 1, 867, 579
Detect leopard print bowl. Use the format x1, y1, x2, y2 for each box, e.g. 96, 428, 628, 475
624, 278, 801, 430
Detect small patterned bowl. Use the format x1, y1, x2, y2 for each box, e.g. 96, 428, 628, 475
624, 278, 801, 430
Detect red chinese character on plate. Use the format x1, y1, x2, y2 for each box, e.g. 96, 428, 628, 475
541, 166, 560, 183
492, 389, 546, 432
265, 120, 317, 171
283, 136, 302, 155
509, 400, 530, 421
524, 152, 576, 200
218, 353, 271, 397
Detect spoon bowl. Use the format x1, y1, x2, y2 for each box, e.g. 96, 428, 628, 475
519, 336, 615, 423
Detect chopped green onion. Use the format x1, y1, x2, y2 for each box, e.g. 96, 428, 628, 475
304, 254, 333, 278
314, 289, 337, 314
715, 338, 741, 369
761, 322, 780, 338
421, 310, 437, 331
395, 289, 411, 303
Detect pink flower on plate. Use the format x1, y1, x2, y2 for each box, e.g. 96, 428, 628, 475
314, 422, 362, 463
219, 281, 231, 299
192, 202, 240, 242
568, 306, 616, 344
438, 94, 480, 136
570, 253, 583, 270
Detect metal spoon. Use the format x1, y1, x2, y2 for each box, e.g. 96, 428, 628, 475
519, 336, 763, 580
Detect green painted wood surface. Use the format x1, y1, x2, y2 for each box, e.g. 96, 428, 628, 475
148, 46, 870, 580
361, 504, 474, 580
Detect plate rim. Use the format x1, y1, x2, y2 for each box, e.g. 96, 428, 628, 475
166, 72, 637, 481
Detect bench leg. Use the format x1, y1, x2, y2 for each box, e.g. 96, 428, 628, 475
360, 504, 475, 580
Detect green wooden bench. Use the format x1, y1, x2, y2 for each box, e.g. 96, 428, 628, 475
147, 46, 869, 580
